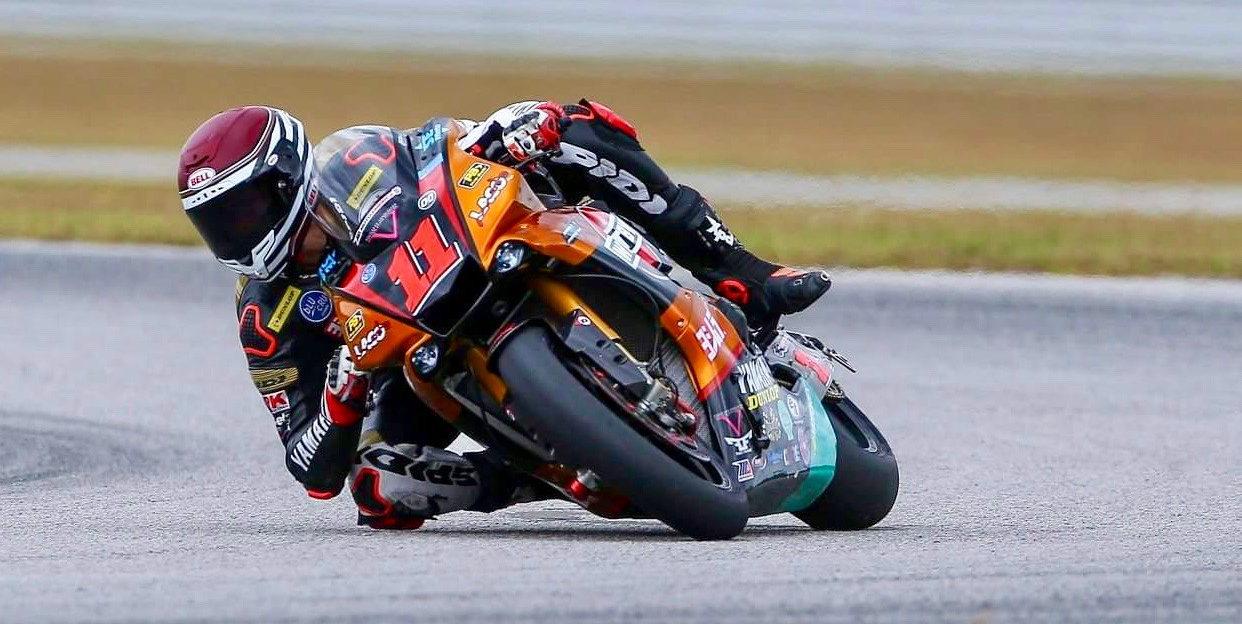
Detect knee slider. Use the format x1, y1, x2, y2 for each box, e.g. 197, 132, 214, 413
351, 440, 483, 518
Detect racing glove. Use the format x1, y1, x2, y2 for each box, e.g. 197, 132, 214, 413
323, 345, 370, 425
501, 101, 567, 163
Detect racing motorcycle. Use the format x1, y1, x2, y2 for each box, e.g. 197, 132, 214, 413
318, 119, 899, 540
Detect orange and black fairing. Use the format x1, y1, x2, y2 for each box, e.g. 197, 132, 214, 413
321, 117, 746, 421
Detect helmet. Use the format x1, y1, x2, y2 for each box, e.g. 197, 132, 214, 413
178, 106, 318, 281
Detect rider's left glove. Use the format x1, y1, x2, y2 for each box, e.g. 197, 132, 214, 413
501, 101, 567, 163
323, 345, 370, 425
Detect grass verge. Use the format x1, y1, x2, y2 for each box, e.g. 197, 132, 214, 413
0, 179, 198, 245
727, 206, 1242, 277
2, 38, 1242, 182
2, 179, 1240, 278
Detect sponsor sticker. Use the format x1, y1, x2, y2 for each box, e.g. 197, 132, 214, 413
457, 162, 490, 189
746, 386, 779, 411
352, 322, 388, 359
267, 286, 302, 332
359, 186, 402, 225
416, 124, 446, 151
737, 358, 780, 410
187, 167, 215, 189
695, 311, 726, 360
733, 458, 755, 482
250, 367, 299, 392
346, 165, 384, 209
262, 389, 290, 414
344, 309, 366, 341
469, 171, 511, 223
417, 189, 437, 210
785, 395, 801, 420
762, 411, 784, 442
357, 207, 398, 244
724, 435, 752, 455
770, 334, 792, 358
297, 290, 332, 324
317, 248, 343, 282
715, 407, 747, 438
361, 263, 377, 284
601, 214, 643, 269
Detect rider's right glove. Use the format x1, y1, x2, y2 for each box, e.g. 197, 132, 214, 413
501, 101, 567, 163
323, 345, 370, 426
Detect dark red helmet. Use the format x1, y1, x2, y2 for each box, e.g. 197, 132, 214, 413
178, 106, 317, 280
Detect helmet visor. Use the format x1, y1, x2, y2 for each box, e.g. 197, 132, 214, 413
308, 195, 353, 244
187, 176, 289, 263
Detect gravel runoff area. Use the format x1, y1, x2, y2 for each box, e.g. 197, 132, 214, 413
5, 144, 1242, 215
0, 240, 1237, 623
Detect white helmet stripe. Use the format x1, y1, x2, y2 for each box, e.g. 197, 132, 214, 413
181, 156, 261, 210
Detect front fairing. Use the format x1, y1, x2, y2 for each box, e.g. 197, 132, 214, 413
325, 119, 525, 337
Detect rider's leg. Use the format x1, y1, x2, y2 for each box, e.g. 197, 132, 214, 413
349, 371, 532, 529
547, 100, 831, 328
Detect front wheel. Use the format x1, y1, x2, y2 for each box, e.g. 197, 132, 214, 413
794, 395, 899, 530
496, 325, 749, 540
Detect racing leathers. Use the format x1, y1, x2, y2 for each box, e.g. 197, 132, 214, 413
237, 273, 525, 528
238, 99, 829, 528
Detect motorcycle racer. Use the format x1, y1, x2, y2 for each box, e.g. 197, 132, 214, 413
176, 101, 831, 529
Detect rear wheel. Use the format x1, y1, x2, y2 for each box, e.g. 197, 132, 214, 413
496, 325, 749, 540
794, 395, 899, 530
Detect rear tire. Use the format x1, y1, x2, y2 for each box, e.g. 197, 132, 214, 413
794, 396, 899, 530
496, 325, 749, 540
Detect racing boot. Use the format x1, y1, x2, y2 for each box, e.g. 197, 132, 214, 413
350, 433, 550, 529
654, 186, 831, 331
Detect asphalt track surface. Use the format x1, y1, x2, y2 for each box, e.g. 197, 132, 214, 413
0, 241, 1238, 623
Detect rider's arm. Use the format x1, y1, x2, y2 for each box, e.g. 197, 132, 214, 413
236, 277, 367, 499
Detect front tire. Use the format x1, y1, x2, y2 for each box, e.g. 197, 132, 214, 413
496, 326, 749, 540
794, 395, 899, 530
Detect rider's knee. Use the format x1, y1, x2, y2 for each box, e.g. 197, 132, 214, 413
350, 436, 484, 528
